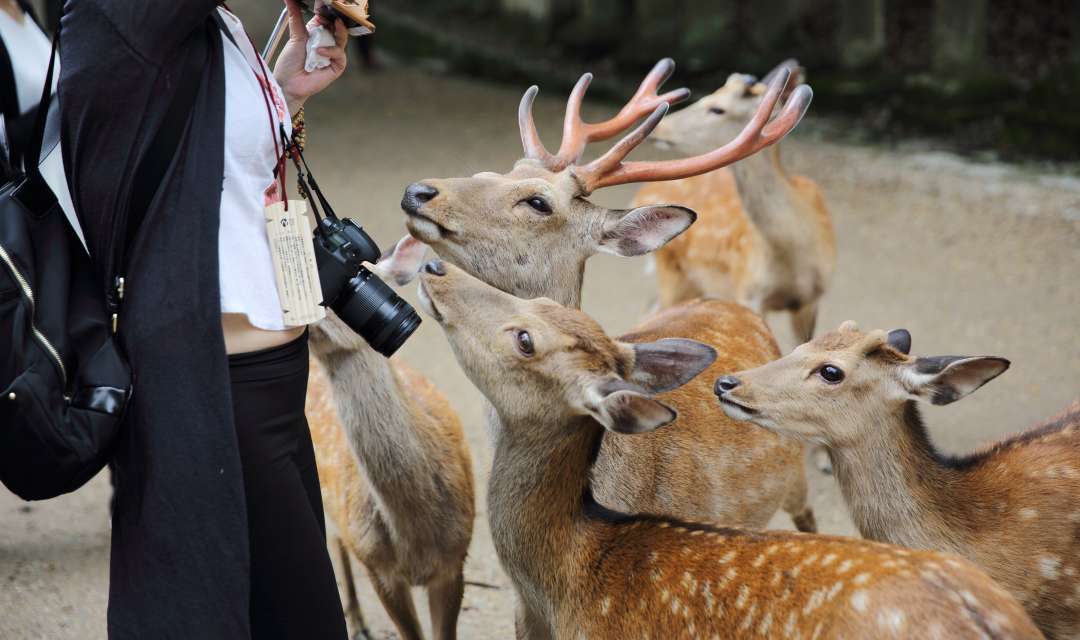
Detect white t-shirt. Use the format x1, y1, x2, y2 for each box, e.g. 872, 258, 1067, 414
0, 7, 55, 114
217, 8, 294, 331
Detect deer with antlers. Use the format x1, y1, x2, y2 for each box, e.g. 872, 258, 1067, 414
714, 321, 1080, 639
413, 259, 1040, 640
634, 59, 835, 342
305, 239, 475, 640
401, 60, 818, 533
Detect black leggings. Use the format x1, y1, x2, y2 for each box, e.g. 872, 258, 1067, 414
229, 332, 347, 640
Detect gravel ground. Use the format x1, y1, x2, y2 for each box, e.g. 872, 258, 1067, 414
2, 59, 1078, 639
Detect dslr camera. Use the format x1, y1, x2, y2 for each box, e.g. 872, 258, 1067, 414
312, 215, 421, 358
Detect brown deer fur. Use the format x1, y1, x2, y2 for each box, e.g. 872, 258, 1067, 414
716, 321, 1080, 639
400, 62, 813, 533
635, 61, 835, 342
306, 309, 475, 640
416, 262, 1039, 640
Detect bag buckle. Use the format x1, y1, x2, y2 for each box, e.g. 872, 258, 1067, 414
110, 276, 125, 334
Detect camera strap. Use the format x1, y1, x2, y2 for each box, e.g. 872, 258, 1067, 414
282, 123, 338, 229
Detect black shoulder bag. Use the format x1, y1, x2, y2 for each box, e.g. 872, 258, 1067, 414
0, 28, 201, 500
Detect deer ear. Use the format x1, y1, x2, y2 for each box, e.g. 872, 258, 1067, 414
902, 356, 1010, 405
595, 205, 696, 257
626, 338, 717, 394
372, 236, 429, 286
589, 389, 677, 434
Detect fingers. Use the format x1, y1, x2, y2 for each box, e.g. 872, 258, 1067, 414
316, 46, 347, 71
284, 0, 306, 40
333, 18, 348, 48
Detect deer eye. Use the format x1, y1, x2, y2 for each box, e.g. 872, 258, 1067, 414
522, 197, 553, 215
818, 365, 845, 384
709, 107, 726, 115
515, 330, 535, 356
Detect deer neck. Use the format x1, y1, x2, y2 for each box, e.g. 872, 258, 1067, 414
829, 402, 979, 554
729, 144, 803, 248
507, 257, 586, 310
488, 414, 601, 608
315, 345, 436, 530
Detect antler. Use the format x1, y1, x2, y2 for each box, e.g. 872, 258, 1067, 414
571, 68, 813, 194
519, 59, 691, 172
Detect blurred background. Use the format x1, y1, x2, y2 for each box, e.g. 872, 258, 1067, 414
2, 1, 1077, 638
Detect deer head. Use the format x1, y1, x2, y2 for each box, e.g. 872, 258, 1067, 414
401, 59, 812, 307
650, 59, 808, 156
713, 321, 1010, 446
415, 258, 716, 433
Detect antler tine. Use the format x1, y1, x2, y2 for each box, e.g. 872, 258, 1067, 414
578, 103, 669, 184
519, 85, 557, 166
576, 68, 812, 193
532, 59, 690, 171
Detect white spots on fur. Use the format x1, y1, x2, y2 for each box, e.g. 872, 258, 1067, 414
752, 553, 767, 568
757, 610, 774, 636
650, 568, 663, 583
701, 581, 716, 614
1039, 555, 1062, 580
648, 551, 658, 564
681, 571, 698, 596
771, 571, 783, 587
660, 588, 670, 604
853, 572, 871, 586
670, 596, 682, 615
820, 553, 838, 567
876, 608, 906, 633
959, 591, 980, 609
803, 587, 827, 615
835, 559, 855, 574
850, 590, 870, 612
927, 622, 946, 640
718, 550, 737, 564
738, 602, 758, 632
690, 529, 704, 537
600, 597, 611, 616
783, 611, 798, 637
1019, 507, 1038, 520
718, 567, 738, 589
735, 585, 752, 609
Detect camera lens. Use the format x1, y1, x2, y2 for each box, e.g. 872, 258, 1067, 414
331, 267, 421, 358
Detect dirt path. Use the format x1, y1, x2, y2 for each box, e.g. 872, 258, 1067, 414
2, 65, 1077, 639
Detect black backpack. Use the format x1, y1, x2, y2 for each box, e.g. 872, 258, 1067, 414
0, 30, 199, 500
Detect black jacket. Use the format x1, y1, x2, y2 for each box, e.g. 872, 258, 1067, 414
60, 2, 250, 637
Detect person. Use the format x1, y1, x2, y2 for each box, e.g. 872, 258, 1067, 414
59, 1, 353, 637
0, 0, 55, 173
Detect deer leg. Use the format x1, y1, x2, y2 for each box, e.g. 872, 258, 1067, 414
370, 571, 424, 640
427, 568, 465, 640
330, 536, 371, 640
790, 300, 819, 344
782, 461, 818, 533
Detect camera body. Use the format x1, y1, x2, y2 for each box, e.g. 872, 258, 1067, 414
313, 217, 420, 357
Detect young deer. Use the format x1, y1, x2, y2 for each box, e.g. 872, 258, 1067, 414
306, 238, 475, 640
636, 59, 835, 342
715, 321, 1080, 639
401, 60, 817, 532
415, 260, 1039, 640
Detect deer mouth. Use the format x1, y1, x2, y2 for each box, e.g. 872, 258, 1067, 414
416, 280, 444, 323
403, 210, 455, 241
717, 395, 758, 421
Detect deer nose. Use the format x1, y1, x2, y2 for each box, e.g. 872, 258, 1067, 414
714, 376, 741, 395
402, 182, 439, 214
423, 260, 446, 276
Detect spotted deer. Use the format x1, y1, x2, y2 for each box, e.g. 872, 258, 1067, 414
401, 60, 817, 533
414, 260, 1039, 640
636, 59, 835, 342
714, 321, 1080, 639
306, 238, 475, 640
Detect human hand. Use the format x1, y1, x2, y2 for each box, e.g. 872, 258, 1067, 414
273, 0, 348, 114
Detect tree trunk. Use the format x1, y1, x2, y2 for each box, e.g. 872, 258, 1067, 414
931, 0, 988, 73
837, 0, 886, 68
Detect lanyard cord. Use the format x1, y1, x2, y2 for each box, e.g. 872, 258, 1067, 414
223, 4, 290, 209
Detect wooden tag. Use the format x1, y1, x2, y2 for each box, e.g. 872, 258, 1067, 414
264, 200, 326, 327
